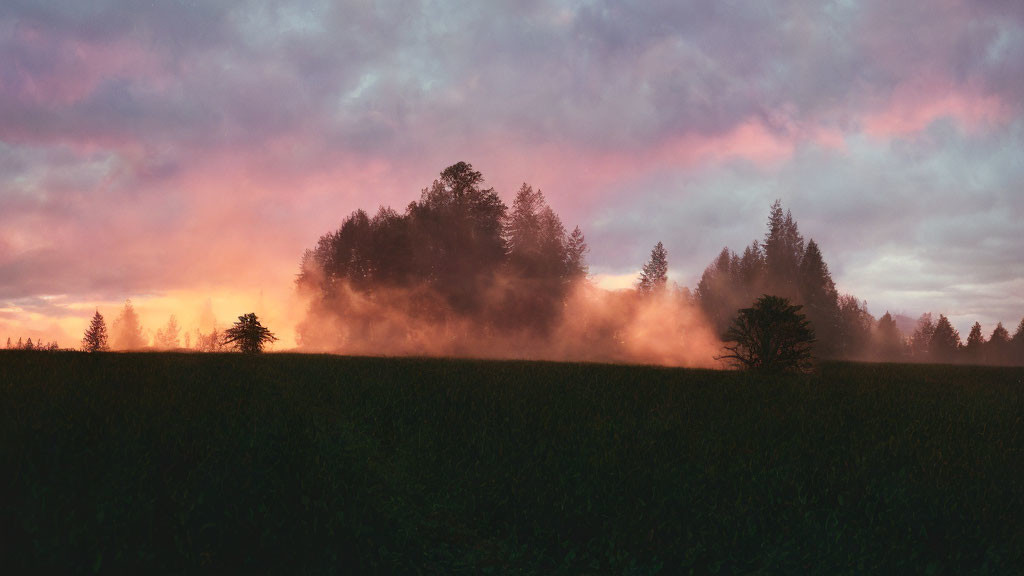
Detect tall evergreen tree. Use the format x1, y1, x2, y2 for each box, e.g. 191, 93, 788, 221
929, 315, 961, 363
965, 322, 985, 364
637, 242, 669, 295
910, 313, 935, 360
837, 295, 874, 359
154, 315, 182, 349
5, 337, 10, 349
875, 312, 904, 361
82, 310, 109, 352
987, 322, 1012, 365
564, 226, 589, 281
798, 239, 840, 356
112, 299, 146, 350
763, 200, 804, 299
1012, 319, 1024, 364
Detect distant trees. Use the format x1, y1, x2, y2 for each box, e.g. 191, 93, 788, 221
696, 200, 865, 359
111, 300, 146, 350
965, 322, 985, 364
763, 200, 805, 300
223, 313, 277, 354
195, 328, 226, 352
875, 312, 905, 361
82, 311, 109, 352
154, 315, 181, 349
986, 322, 1012, 365
718, 295, 815, 373
637, 242, 668, 295
297, 162, 591, 346
929, 315, 961, 363
1013, 319, 1024, 363
909, 314, 934, 359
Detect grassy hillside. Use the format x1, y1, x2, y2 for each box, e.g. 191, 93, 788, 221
2, 351, 1023, 574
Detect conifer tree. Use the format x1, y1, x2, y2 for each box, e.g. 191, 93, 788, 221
965, 322, 985, 363
564, 226, 589, 281
154, 315, 181, 349
911, 313, 935, 359
112, 299, 146, 349
929, 315, 961, 363
875, 312, 904, 361
222, 313, 277, 354
82, 310, 109, 352
637, 242, 669, 295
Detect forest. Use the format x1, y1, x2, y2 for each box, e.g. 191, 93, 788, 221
5, 161, 1021, 367
295, 162, 1024, 366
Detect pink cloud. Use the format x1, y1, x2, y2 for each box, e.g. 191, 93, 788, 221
862, 80, 1010, 137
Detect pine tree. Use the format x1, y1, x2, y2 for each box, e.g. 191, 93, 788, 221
82, 310, 109, 352
112, 299, 146, 349
564, 226, 589, 281
988, 322, 1013, 365
637, 242, 669, 295
965, 322, 985, 364
222, 313, 277, 354
875, 312, 904, 361
763, 200, 804, 299
24, 338, 34, 351
154, 315, 181, 349
929, 315, 961, 363
1011, 318, 1024, 364
910, 313, 934, 360
5, 337, 10, 349
798, 239, 840, 356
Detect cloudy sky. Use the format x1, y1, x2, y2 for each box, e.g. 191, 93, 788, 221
1, 0, 1022, 346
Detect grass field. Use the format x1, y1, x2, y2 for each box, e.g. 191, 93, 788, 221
2, 351, 1023, 574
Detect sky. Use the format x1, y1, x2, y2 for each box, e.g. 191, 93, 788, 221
1, 0, 1023, 347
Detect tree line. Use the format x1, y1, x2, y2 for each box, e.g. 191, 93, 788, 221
299, 162, 1023, 366
693, 200, 1024, 366
297, 162, 589, 344
80, 307, 276, 354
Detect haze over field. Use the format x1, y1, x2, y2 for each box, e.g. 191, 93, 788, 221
1, 1, 1023, 351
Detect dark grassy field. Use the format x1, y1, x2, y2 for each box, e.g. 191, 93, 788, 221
1, 351, 1023, 574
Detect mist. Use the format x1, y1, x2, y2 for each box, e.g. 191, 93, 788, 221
294, 276, 722, 368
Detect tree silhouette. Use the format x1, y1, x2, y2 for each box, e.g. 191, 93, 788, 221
1013, 319, 1024, 364
965, 322, 985, 363
929, 315, 961, 363
910, 313, 935, 360
763, 200, 804, 300
154, 315, 181, 349
223, 313, 277, 354
718, 295, 816, 373
82, 310, 109, 352
798, 239, 840, 355
875, 312, 904, 361
564, 226, 589, 281
112, 299, 146, 350
987, 322, 1012, 365
638, 242, 668, 295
